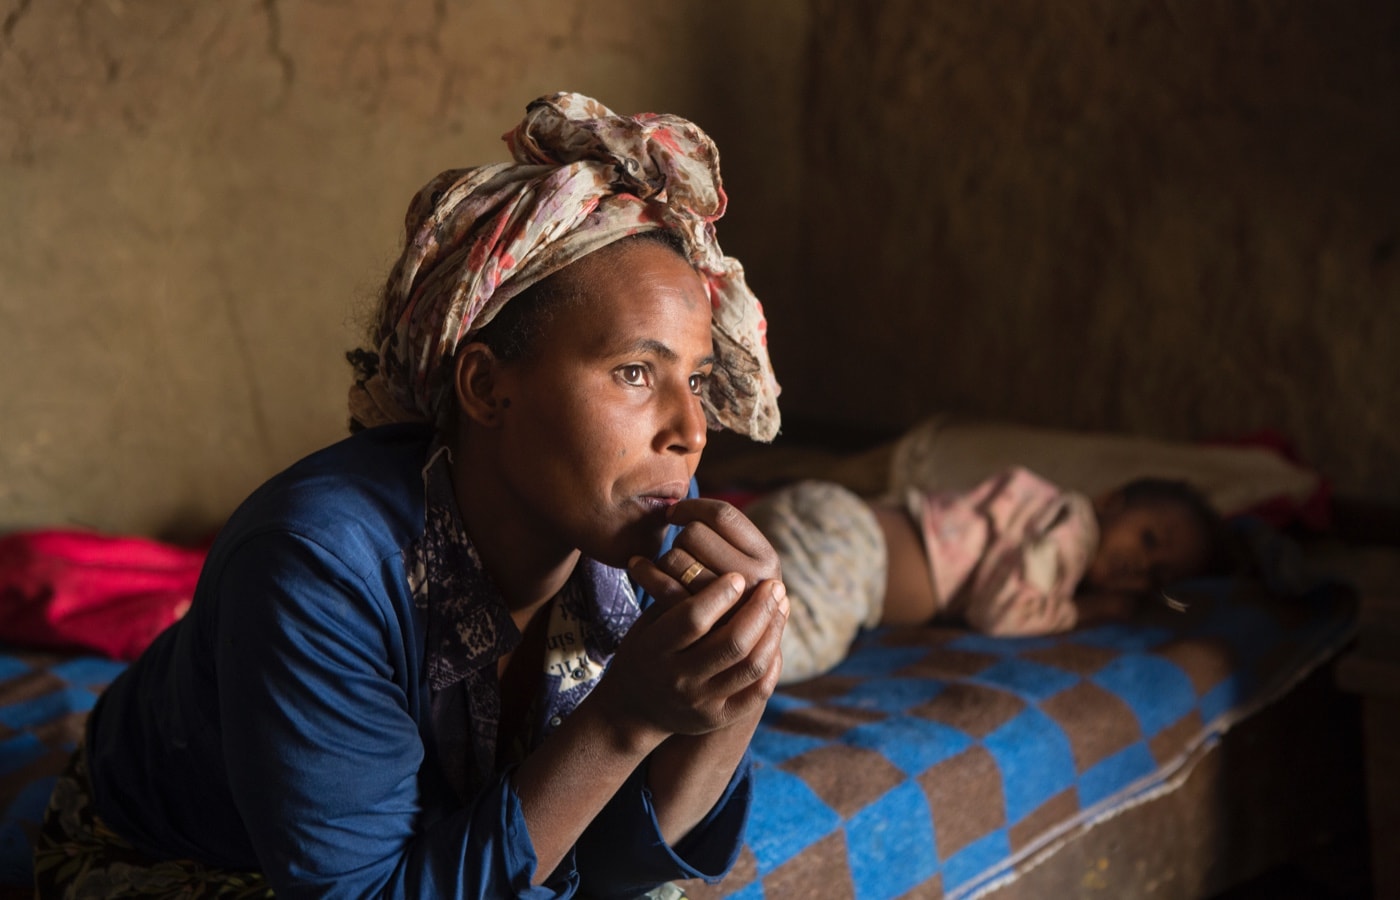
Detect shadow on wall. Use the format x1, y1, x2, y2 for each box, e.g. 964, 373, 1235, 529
0, 0, 810, 538
785, 0, 1400, 505
5, 0, 1394, 535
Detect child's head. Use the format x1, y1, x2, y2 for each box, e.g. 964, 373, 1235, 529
1085, 478, 1224, 595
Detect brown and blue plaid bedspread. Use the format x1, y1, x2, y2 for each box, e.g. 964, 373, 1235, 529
0, 653, 124, 884
0, 580, 1355, 897
679, 577, 1355, 900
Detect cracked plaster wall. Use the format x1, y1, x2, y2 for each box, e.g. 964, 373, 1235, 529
785, 0, 1400, 504
5, 0, 1398, 539
0, 0, 809, 536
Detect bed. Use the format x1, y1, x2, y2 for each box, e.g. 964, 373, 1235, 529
673, 577, 1357, 899
672, 418, 1369, 899
0, 420, 1372, 898
0, 557, 1363, 900
0, 652, 123, 891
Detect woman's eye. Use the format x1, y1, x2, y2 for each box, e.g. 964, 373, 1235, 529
688, 372, 709, 395
618, 365, 647, 386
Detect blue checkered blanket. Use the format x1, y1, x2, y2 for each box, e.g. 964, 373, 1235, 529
678, 577, 1355, 900
0, 579, 1354, 896
0, 653, 125, 885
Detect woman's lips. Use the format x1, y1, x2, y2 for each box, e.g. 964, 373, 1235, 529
634, 482, 688, 514
635, 494, 682, 514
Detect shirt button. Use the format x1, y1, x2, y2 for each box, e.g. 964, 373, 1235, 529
572, 668, 587, 680
549, 716, 562, 727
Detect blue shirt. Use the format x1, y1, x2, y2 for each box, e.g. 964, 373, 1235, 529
86, 424, 749, 899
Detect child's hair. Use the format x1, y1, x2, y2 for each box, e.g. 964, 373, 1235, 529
1116, 477, 1233, 578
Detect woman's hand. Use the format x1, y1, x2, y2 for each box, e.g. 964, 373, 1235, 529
592, 499, 787, 845
654, 498, 782, 598
591, 560, 786, 746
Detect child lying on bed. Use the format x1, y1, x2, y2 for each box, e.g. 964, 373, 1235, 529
746, 468, 1226, 683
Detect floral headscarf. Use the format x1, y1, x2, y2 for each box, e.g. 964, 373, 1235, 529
348, 92, 781, 441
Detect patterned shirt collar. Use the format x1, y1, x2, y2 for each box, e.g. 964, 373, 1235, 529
405, 441, 641, 797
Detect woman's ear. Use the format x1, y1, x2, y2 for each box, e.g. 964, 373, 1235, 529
453, 342, 509, 428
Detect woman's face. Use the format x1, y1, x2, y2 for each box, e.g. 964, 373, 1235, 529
489, 240, 714, 568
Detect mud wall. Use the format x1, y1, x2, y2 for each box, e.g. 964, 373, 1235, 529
0, 0, 809, 535
4, 0, 1397, 537
788, 0, 1400, 503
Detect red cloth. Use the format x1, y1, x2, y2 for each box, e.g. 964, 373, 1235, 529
1208, 429, 1333, 531
0, 530, 207, 660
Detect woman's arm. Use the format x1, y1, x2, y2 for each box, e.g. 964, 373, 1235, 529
629, 498, 788, 843
647, 709, 764, 843
634, 577, 785, 844
216, 533, 561, 898
516, 567, 783, 883
216, 532, 770, 898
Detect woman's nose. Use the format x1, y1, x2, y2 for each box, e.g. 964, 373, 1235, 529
659, 388, 708, 455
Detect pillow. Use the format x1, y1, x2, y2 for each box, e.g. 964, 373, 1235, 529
882, 417, 1323, 519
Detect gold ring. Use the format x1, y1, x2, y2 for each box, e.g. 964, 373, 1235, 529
679, 561, 706, 586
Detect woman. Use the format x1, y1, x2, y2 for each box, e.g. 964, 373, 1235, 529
35, 93, 786, 899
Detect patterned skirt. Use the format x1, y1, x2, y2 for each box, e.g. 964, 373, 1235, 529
32, 746, 694, 899
32, 746, 272, 900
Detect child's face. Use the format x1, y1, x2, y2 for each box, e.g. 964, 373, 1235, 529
1085, 501, 1209, 595
488, 240, 715, 568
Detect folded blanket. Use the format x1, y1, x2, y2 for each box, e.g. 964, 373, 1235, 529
886, 418, 1325, 523
0, 530, 203, 661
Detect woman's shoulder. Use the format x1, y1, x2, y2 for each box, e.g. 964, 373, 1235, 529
214, 424, 436, 576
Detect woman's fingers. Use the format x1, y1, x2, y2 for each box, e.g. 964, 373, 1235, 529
627, 556, 691, 610
628, 558, 747, 646
682, 578, 788, 684
625, 567, 786, 683
668, 523, 751, 586
668, 498, 773, 558
718, 631, 786, 719
654, 547, 720, 594
709, 583, 787, 693
606, 574, 787, 737
665, 499, 781, 590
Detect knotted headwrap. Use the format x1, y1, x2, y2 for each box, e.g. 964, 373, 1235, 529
349, 92, 781, 441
